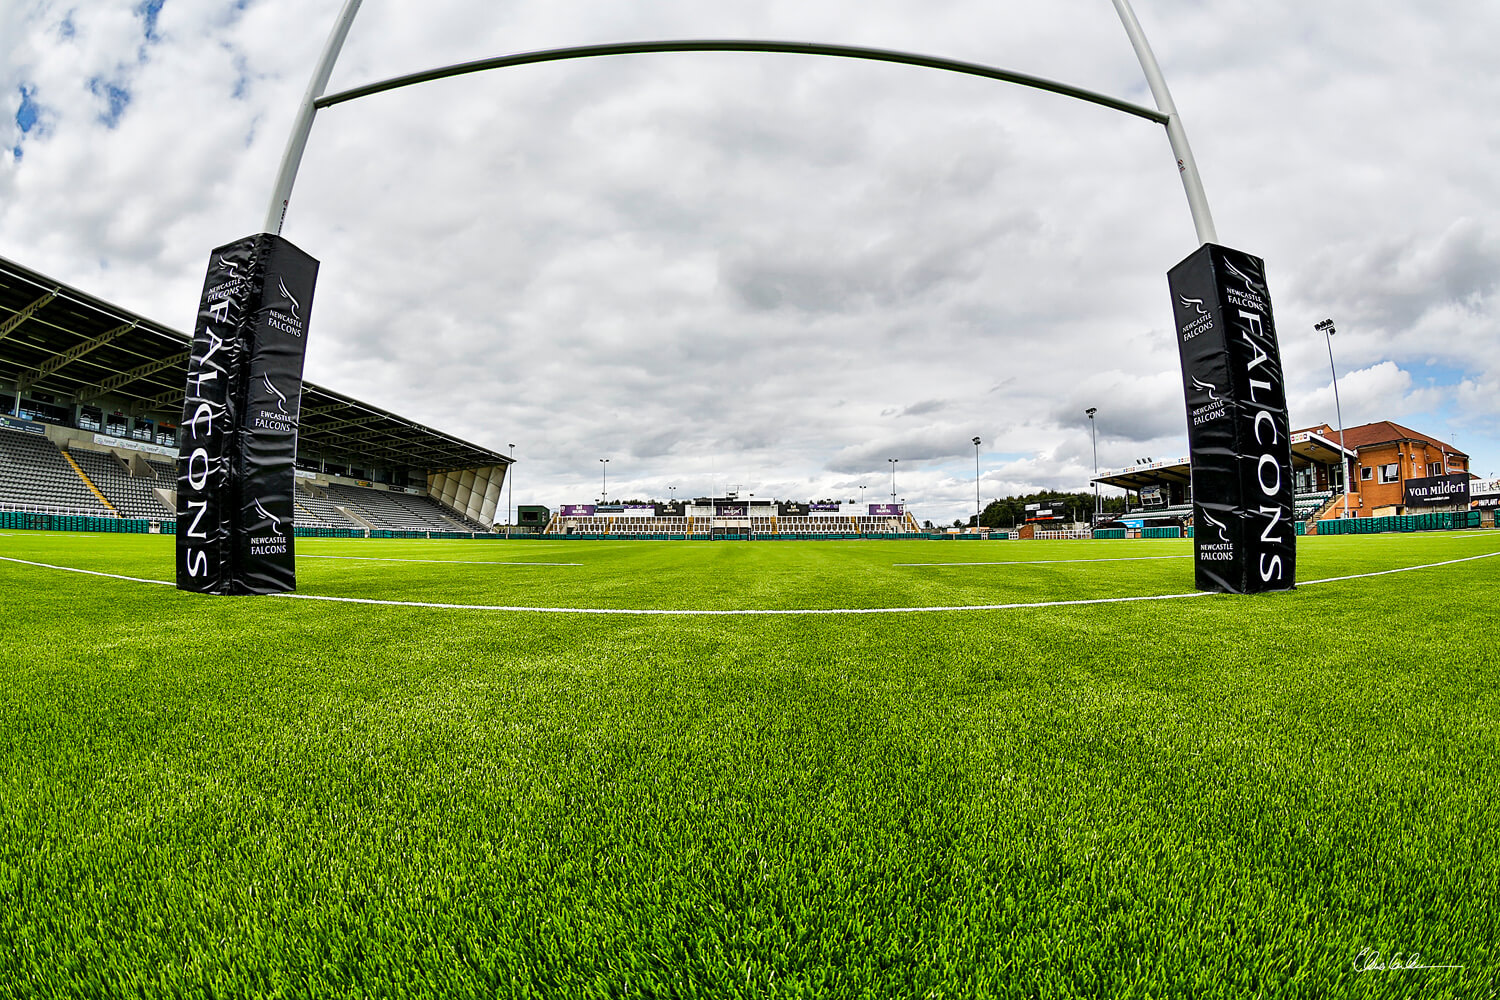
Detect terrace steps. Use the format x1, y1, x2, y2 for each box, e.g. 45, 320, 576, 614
62, 450, 118, 516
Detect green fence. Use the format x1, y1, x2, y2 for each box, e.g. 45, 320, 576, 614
1314, 510, 1480, 535
0, 512, 155, 533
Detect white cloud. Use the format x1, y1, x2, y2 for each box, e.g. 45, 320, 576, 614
1291, 361, 1445, 431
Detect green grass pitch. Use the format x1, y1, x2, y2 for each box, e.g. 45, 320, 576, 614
1, 530, 1497, 998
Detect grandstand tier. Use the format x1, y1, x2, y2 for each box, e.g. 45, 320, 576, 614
0, 425, 112, 516
1, 254, 515, 531
547, 507, 921, 537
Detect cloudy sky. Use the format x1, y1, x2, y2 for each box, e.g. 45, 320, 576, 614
4, 0, 1497, 525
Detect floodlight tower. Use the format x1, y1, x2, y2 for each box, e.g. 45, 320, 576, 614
1315, 318, 1351, 519
888, 458, 898, 503
1086, 408, 1099, 523
599, 457, 609, 503
507, 442, 515, 533
972, 437, 983, 527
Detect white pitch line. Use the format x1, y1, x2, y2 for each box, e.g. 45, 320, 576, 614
3, 546, 1498, 615
1296, 548, 1500, 585
0, 555, 174, 586
269, 589, 1218, 615
895, 555, 1191, 567
300, 555, 581, 567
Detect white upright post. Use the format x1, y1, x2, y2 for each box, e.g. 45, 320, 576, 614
1110, 0, 1218, 246
263, 0, 366, 235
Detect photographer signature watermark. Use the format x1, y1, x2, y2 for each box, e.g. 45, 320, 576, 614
1353, 948, 1464, 973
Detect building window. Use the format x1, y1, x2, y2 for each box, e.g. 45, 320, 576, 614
1379, 463, 1400, 483
1361, 466, 1373, 481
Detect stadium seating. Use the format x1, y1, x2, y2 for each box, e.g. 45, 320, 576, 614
292, 482, 364, 529
67, 447, 173, 519
319, 482, 479, 532
0, 426, 113, 515
1294, 489, 1334, 520
773, 517, 852, 535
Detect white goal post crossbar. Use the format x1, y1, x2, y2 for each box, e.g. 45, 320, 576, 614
262, 0, 1218, 246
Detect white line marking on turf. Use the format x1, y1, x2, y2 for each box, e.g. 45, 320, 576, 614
0, 556, 174, 586
895, 555, 1191, 567
1297, 549, 1500, 585
4, 547, 1498, 615
300, 555, 582, 567
271, 589, 1219, 615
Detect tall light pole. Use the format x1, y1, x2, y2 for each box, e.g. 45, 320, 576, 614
507, 442, 515, 535
599, 457, 609, 503
972, 436, 982, 528
1086, 408, 1099, 523
1315, 319, 1350, 518
859, 485, 867, 506
888, 458, 898, 504
668, 484, 676, 503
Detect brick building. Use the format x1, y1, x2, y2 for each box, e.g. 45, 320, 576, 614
1296, 420, 1470, 518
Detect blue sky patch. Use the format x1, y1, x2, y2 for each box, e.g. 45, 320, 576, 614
1411, 359, 1470, 388
231, 51, 251, 100
89, 78, 131, 128
137, 0, 165, 42
16, 86, 41, 133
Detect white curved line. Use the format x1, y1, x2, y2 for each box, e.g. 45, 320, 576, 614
0, 556, 173, 586
4, 548, 1498, 615
270, 588, 1218, 614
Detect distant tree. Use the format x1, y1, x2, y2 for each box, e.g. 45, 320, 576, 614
972, 490, 1128, 527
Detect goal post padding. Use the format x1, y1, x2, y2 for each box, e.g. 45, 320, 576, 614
176, 234, 318, 595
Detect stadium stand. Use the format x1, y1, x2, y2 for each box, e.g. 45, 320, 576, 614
546, 507, 923, 538
320, 482, 482, 532
1294, 489, 1335, 520
67, 446, 173, 519
773, 516, 846, 535
0, 425, 112, 516
1091, 425, 1475, 534
293, 482, 361, 529
1, 254, 514, 533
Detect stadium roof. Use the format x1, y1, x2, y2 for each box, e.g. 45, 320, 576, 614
0, 255, 509, 473
1331, 420, 1466, 458
1093, 432, 1354, 492
1093, 456, 1193, 492
1287, 428, 1357, 465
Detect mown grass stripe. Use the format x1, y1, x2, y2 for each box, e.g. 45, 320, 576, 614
894, 555, 1191, 567
5, 544, 1498, 614
301, 555, 583, 566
